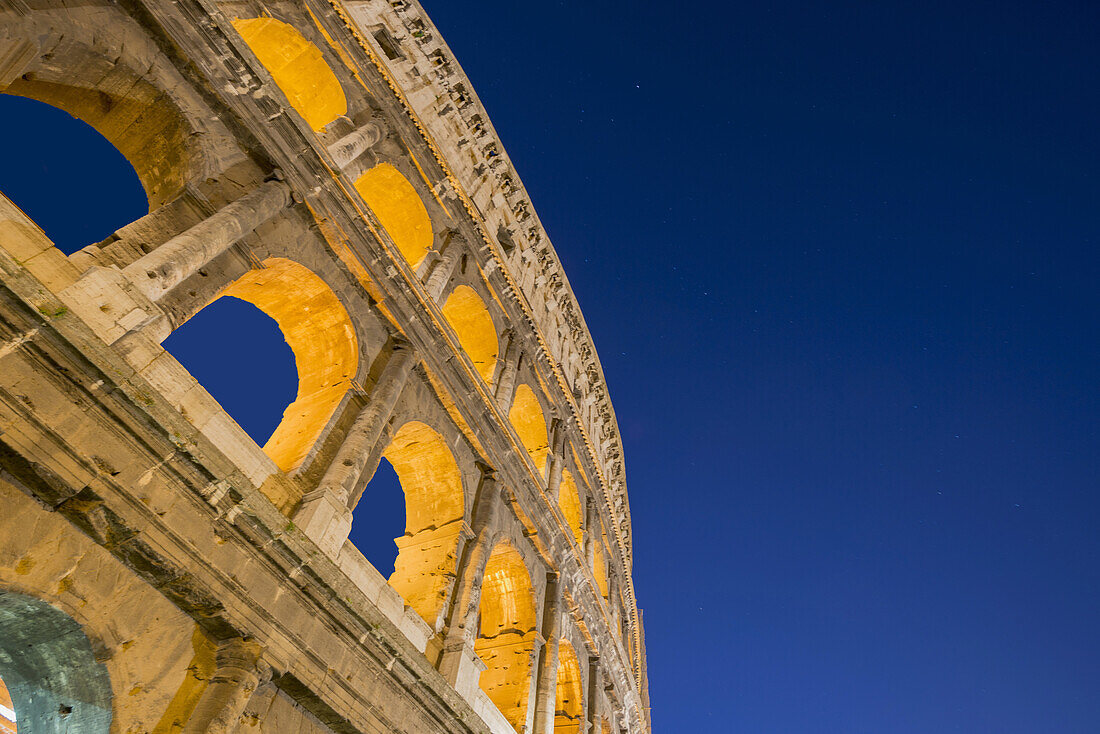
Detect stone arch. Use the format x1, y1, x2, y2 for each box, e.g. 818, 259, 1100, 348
0, 479, 198, 734
354, 163, 433, 269
442, 285, 499, 383
231, 17, 347, 132
0, 10, 239, 209
509, 384, 550, 475
558, 469, 584, 547
3, 65, 185, 211
0, 589, 113, 734
369, 421, 466, 627
554, 640, 584, 734
0, 95, 146, 259
475, 541, 538, 732
207, 257, 359, 472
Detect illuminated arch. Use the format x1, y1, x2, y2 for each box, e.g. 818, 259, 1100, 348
558, 470, 584, 547
554, 641, 584, 734
509, 384, 549, 474
442, 285, 499, 383
232, 18, 347, 131
376, 422, 466, 626
593, 541, 609, 599
219, 258, 358, 472
354, 163, 433, 268
476, 542, 538, 732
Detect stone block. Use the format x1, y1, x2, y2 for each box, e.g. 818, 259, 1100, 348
294, 489, 353, 558
57, 266, 167, 345
20, 247, 80, 291
0, 209, 52, 262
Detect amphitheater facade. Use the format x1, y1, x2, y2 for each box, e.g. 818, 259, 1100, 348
0, 1, 649, 732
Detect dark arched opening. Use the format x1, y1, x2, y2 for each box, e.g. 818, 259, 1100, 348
349, 458, 406, 577
163, 296, 298, 446
0, 589, 113, 733
0, 95, 146, 255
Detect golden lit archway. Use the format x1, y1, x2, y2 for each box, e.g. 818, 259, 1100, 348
558, 470, 584, 547
220, 257, 357, 472
593, 541, 609, 599
377, 421, 466, 626
232, 18, 347, 131
555, 641, 584, 734
354, 163, 433, 268
509, 384, 549, 474
476, 542, 538, 732
442, 285, 498, 383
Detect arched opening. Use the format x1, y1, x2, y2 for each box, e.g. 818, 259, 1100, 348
348, 457, 404, 577
475, 542, 538, 733
0, 589, 113, 733
354, 163, 433, 268
220, 258, 359, 471
165, 258, 359, 471
354, 421, 465, 627
442, 285, 499, 383
0, 95, 146, 255
509, 384, 550, 475
558, 469, 584, 547
232, 18, 347, 131
163, 296, 297, 446
554, 641, 584, 734
3, 42, 195, 209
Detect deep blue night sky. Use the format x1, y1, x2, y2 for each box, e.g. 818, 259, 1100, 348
2, 1, 1098, 731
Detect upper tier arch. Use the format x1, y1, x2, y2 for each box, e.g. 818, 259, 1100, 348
232, 17, 348, 132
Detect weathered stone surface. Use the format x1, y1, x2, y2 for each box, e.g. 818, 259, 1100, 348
0, 2, 649, 733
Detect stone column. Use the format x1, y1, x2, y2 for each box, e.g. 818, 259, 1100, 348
328, 122, 383, 169
586, 660, 602, 734
122, 180, 290, 302
295, 343, 415, 557
584, 498, 598, 569
493, 330, 522, 411
425, 237, 462, 303
183, 637, 267, 734
70, 195, 188, 271
546, 417, 569, 495
532, 574, 562, 734
437, 466, 502, 699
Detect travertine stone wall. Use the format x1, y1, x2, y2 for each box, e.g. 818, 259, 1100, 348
0, 1, 649, 732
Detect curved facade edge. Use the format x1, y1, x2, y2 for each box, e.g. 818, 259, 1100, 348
336, 0, 634, 566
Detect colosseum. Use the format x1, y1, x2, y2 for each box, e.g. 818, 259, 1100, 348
0, 1, 649, 732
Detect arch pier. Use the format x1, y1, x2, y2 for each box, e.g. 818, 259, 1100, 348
0, 2, 649, 733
